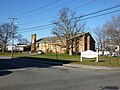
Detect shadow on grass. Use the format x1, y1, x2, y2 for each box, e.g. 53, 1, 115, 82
0, 56, 75, 76
0, 71, 12, 76
19, 56, 76, 65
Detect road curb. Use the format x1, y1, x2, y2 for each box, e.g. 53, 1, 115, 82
22, 58, 120, 71
63, 64, 120, 71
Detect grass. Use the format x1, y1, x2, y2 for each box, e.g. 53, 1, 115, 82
26, 53, 120, 67
27, 53, 79, 61
0, 52, 120, 66
0, 52, 29, 57
0, 52, 11, 56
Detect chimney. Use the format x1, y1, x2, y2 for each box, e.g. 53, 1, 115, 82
31, 34, 36, 53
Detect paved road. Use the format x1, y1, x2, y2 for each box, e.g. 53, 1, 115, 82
0, 58, 120, 90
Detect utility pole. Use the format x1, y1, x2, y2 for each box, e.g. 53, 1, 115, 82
10, 17, 17, 58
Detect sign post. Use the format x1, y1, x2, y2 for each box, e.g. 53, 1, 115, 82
115, 45, 119, 65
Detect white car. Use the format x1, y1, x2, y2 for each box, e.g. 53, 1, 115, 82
37, 50, 44, 54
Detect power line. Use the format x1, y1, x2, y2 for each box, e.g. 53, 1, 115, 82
19, 4, 120, 31
19, 0, 77, 19
19, 26, 54, 33
75, 4, 120, 19
20, 16, 55, 25
14, 0, 62, 17
19, 0, 77, 25
18, 9, 120, 33
19, 23, 53, 30
2, 0, 62, 22
81, 9, 120, 21
19, 0, 97, 26
73, 0, 96, 10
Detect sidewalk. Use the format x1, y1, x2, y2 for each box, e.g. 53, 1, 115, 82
28, 59, 120, 71
0, 56, 11, 59
24, 58, 120, 71
63, 64, 120, 71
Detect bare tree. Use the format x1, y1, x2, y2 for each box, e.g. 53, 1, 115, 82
17, 34, 30, 45
105, 16, 120, 46
0, 23, 12, 52
52, 7, 85, 55
104, 16, 120, 54
93, 26, 106, 55
93, 15, 120, 55
0, 23, 18, 52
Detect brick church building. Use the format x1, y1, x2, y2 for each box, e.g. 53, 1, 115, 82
31, 32, 95, 53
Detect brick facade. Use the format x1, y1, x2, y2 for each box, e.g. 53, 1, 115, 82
31, 34, 36, 53
36, 32, 95, 53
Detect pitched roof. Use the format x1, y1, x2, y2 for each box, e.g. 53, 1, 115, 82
36, 32, 91, 43
36, 36, 60, 43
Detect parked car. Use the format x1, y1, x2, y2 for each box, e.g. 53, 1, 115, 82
37, 50, 44, 54
112, 52, 117, 57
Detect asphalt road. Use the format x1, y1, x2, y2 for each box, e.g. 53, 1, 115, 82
0, 58, 120, 90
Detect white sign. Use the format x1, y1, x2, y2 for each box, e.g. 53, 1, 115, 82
81, 50, 98, 62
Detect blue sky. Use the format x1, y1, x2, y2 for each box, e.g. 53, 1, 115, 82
0, 0, 120, 42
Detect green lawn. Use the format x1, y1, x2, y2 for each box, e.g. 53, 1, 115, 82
0, 52, 29, 57
0, 52, 11, 56
0, 52, 120, 66
26, 53, 120, 67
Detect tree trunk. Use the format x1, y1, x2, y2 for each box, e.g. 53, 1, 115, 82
69, 45, 72, 56
69, 48, 72, 56
2, 45, 6, 53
